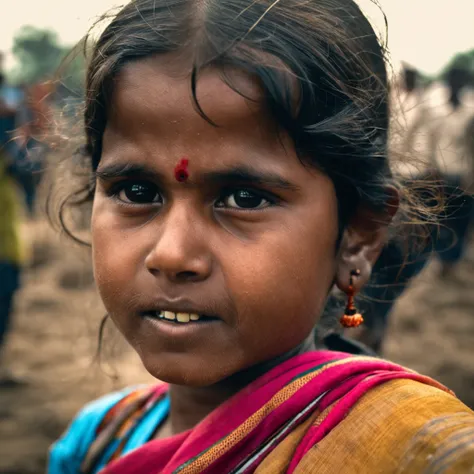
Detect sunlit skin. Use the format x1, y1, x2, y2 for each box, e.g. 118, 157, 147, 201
91, 56, 391, 436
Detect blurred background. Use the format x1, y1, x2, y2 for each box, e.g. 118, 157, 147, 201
0, 1, 473, 472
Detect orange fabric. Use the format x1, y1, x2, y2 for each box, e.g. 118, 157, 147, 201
255, 379, 474, 473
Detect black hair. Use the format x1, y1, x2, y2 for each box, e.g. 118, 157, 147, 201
55, 0, 396, 241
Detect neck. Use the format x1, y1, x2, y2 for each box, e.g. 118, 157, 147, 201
166, 336, 316, 435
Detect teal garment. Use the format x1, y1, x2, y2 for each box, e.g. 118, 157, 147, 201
48, 387, 170, 474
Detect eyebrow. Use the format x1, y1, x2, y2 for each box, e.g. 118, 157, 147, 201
95, 162, 299, 191
201, 166, 300, 191
95, 163, 165, 182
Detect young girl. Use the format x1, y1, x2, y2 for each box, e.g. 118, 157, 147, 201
49, 0, 474, 472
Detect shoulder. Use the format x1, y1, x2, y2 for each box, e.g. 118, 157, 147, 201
382, 380, 474, 473
301, 378, 474, 474
47, 387, 141, 474
351, 379, 474, 472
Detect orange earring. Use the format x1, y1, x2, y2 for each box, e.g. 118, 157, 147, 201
340, 269, 364, 328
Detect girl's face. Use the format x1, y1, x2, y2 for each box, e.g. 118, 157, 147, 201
92, 58, 339, 386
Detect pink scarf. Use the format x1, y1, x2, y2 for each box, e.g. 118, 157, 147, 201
100, 351, 451, 474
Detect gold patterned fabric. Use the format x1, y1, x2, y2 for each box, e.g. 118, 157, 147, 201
256, 379, 474, 473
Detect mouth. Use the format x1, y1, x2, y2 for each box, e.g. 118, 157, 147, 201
142, 310, 220, 325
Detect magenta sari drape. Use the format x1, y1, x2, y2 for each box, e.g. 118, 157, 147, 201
100, 351, 451, 474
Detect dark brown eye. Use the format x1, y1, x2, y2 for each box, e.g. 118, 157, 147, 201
118, 182, 162, 204
218, 189, 270, 210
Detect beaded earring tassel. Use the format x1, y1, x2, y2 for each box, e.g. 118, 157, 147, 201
340, 269, 364, 328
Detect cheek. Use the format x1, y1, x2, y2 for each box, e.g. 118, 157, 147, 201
91, 202, 142, 308
223, 207, 338, 348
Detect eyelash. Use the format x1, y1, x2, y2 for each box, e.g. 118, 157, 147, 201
106, 180, 278, 210
107, 181, 163, 207
216, 188, 276, 210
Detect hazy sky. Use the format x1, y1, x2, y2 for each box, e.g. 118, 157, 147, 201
1, 0, 473, 75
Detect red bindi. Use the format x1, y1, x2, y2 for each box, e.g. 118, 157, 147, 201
174, 158, 189, 182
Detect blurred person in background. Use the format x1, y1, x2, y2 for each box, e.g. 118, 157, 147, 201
345, 63, 474, 353
0, 69, 26, 386
0, 55, 53, 385
423, 64, 474, 276
7, 81, 54, 217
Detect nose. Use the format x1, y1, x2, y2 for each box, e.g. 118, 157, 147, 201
145, 204, 212, 283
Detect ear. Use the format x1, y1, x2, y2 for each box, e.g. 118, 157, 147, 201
336, 186, 399, 294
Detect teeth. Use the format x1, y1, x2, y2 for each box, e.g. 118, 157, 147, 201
157, 311, 201, 323
163, 311, 176, 321
177, 313, 190, 323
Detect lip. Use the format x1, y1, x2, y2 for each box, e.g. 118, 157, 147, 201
138, 297, 223, 321
142, 313, 223, 340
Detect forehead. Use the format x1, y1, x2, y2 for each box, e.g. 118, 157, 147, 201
101, 55, 304, 177
107, 56, 278, 142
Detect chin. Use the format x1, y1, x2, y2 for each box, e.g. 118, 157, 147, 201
139, 352, 234, 387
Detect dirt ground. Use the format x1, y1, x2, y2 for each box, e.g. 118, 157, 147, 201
0, 217, 473, 474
